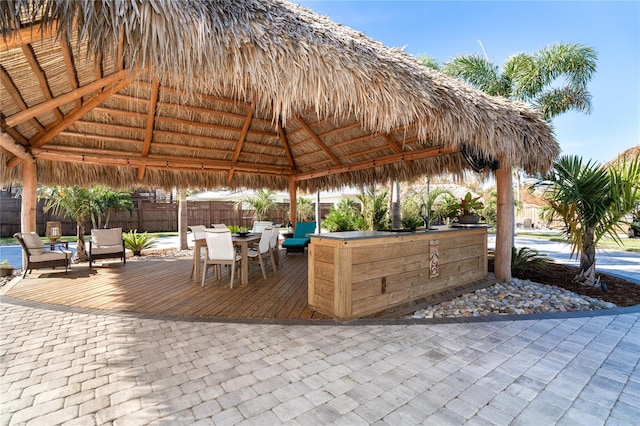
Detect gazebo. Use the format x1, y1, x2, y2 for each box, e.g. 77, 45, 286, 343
0, 0, 559, 282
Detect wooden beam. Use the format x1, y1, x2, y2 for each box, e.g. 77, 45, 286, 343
0, 65, 46, 133
294, 145, 459, 181
31, 146, 295, 176
156, 115, 276, 138
494, 156, 513, 282
21, 44, 65, 121
0, 132, 34, 162
4, 69, 130, 127
21, 159, 38, 234
278, 118, 296, 170
296, 117, 342, 166
29, 72, 135, 148
1, 22, 58, 50
227, 97, 257, 182
382, 134, 413, 166
60, 34, 82, 109
288, 177, 297, 224
137, 79, 160, 180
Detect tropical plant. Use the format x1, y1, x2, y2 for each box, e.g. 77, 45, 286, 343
402, 186, 454, 228
237, 189, 276, 221
356, 187, 390, 230
445, 192, 484, 219
89, 186, 134, 229
123, 230, 157, 256
322, 199, 363, 232
511, 247, 551, 276
41, 185, 93, 261
296, 197, 315, 222
442, 43, 597, 121
534, 155, 640, 286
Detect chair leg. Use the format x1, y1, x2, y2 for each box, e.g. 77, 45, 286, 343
258, 254, 267, 280
229, 260, 235, 288
269, 251, 277, 273
201, 261, 208, 287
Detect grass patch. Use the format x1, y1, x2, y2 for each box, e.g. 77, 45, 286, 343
514, 230, 640, 253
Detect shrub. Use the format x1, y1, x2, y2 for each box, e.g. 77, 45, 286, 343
511, 246, 552, 275
123, 230, 157, 256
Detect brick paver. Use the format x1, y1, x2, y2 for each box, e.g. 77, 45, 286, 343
1, 299, 639, 425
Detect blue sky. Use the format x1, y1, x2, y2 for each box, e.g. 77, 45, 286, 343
295, 1, 640, 165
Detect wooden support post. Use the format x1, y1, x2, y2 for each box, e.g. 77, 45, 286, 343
178, 189, 188, 250
288, 176, 297, 224
21, 158, 38, 234
495, 156, 513, 282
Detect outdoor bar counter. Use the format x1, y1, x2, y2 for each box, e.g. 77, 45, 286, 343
308, 226, 487, 321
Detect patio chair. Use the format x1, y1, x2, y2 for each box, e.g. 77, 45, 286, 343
189, 225, 208, 279
202, 229, 241, 288
269, 226, 280, 270
247, 226, 276, 279
251, 221, 273, 234
14, 232, 72, 277
281, 222, 316, 254
88, 228, 125, 267
212, 223, 228, 229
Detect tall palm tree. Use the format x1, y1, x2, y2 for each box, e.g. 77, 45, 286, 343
442, 43, 597, 120
41, 186, 93, 261
536, 155, 640, 287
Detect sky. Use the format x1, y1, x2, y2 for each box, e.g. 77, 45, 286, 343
295, 0, 640, 165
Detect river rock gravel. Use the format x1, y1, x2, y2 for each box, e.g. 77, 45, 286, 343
410, 278, 617, 319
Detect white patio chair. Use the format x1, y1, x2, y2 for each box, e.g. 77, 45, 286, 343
89, 228, 125, 267
247, 226, 276, 280
251, 221, 273, 234
202, 229, 241, 288
269, 227, 280, 270
189, 225, 208, 279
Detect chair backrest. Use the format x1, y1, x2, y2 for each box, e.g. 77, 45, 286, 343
91, 228, 123, 247
14, 232, 45, 255
212, 223, 228, 230
269, 226, 279, 249
251, 221, 273, 234
189, 225, 207, 240
204, 229, 235, 261
293, 222, 316, 238
258, 226, 273, 253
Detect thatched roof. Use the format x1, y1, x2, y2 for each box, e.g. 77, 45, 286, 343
0, 0, 560, 192
605, 145, 640, 168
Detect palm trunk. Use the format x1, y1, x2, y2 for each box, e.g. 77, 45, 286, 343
576, 226, 598, 287
75, 219, 88, 262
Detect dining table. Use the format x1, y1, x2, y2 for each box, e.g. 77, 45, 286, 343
193, 233, 262, 285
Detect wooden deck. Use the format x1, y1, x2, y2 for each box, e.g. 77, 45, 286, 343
4, 250, 330, 320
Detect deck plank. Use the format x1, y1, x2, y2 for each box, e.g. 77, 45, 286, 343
5, 252, 330, 320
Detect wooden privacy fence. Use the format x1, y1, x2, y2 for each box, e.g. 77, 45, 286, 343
0, 198, 300, 237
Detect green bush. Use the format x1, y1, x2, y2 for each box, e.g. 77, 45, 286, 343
123, 230, 157, 256
511, 246, 552, 275
322, 199, 363, 232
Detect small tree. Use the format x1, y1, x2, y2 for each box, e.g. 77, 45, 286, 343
356, 187, 390, 231
295, 197, 315, 222
237, 189, 276, 221
535, 155, 640, 286
89, 186, 134, 229
322, 199, 363, 232
41, 186, 93, 262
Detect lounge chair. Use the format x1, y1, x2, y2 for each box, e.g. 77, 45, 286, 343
281, 222, 316, 254
14, 232, 72, 277
88, 228, 125, 267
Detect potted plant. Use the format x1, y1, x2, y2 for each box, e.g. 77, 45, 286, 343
1, 260, 15, 277
446, 192, 484, 224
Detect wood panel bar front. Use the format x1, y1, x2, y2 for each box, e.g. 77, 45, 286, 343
308, 227, 488, 321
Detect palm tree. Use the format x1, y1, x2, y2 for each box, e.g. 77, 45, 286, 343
535, 155, 640, 287
295, 197, 315, 222
442, 42, 597, 120
89, 186, 134, 229
237, 189, 276, 221
41, 186, 93, 261
356, 187, 389, 230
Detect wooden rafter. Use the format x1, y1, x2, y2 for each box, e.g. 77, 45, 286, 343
294, 144, 459, 181
137, 79, 160, 180
156, 115, 275, 138
60, 34, 82, 109
227, 97, 257, 182
29, 72, 135, 148
21, 43, 64, 121
295, 116, 342, 166
0, 65, 46, 133
1, 21, 58, 50
4, 69, 131, 127
278, 118, 296, 170
0, 132, 34, 162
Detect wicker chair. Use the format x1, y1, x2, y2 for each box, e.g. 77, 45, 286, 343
88, 228, 126, 267
14, 232, 72, 277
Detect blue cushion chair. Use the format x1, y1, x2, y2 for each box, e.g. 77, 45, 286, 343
281, 222, 316, 254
